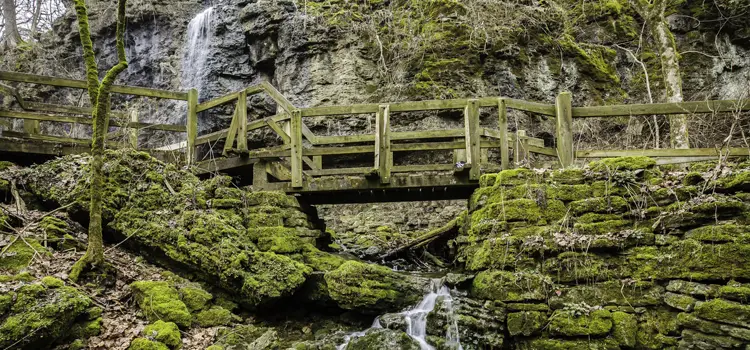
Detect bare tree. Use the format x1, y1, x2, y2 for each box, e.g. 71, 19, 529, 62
69, 0, 128, 282
630, 0, 690, 149
1, 0, 24, 51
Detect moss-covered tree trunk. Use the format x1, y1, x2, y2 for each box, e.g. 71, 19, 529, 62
69, 0, 129, 281
631, 0, 690, 149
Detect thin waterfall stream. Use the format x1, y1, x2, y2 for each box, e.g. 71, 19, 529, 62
181, 6, 214, 93
337, 279, 463, 350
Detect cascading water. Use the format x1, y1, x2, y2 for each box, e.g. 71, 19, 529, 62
181, 6, 214, 93
337, 279, 463, 350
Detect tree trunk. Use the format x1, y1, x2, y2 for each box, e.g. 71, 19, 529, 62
69, 0, 128, 282
1, 0, 23, 50
30, 0, 43, 40
651, 19, 689, 149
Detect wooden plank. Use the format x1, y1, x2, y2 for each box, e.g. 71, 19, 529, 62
193, 156, 259, 175
576, 148, 750, 158
303, 145, 374, 156
504, 98, 557, 116
0, 71, 188, 100
129, 109, 138, 148
393, 141, 465, 152
0, 110, 185, 131
236, 90, 248, 152
261, 81, 298, 114
315, 129, 465, 145
266, 118, 291, 143
301, 123, 318, 144
2, 130, 89, 145
196, 91, 239, 112
291, 110, 303, 188
222, 103, 240, 155
24, 102, 127, 119
0, 136, 89, 155
465, 99, 481, 180
376, 105, 392, 184
186, 89, 198, 164
306, 167, 373, 177
197, 129, 229, 145
392, 164, 456, 172
23, 119, 40, 134
572, 99, 750, 118
555, 92, 574, 167
498, 98, 510, 170
515, 130, 529, 165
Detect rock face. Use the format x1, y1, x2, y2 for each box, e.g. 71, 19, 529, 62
448, 157, 750, 349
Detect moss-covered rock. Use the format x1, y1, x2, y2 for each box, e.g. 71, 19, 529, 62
663, 292, 697, 311
611, 311, 637, 347
588, 157, 656, 172
194, 306, 233, 327
549, 280, 663, 309
214, 325, 278, 349
507, 311, 547, 336
0, 280, 93, 349
143, 321, 181, 350
694, 299, 750, 328
516, 338, 621, 350
471, 270, 550, 302
324, 261, 424, 313
548, 309, 612, 337
128, 338, 170, 350
130, 281, 192, 328
0, 237, 49, 273
346, 329, 420, 350
179, 286, 212, 312
676, 312, 750, 341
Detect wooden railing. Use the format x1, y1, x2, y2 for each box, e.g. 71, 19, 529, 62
2, 70, 750, 192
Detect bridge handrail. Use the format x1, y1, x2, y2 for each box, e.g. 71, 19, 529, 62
2, 70, 750, 189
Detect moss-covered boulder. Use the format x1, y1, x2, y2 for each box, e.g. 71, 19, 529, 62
507, 311, 547, 336
194, 306, 233, 327
0, 278, 96, 349
130, 281, 192, 328
471, 270, 550, 302
346, 329, 420, 350
128, 338, 170, 350
324, 261, 425, 313
0, 237, 49, 273
143, 321, 181, 349
548, 309, 612, 337
213, 325, 279, 349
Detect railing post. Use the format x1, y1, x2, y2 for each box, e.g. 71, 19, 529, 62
291, 110, 303, 188
375, 104, 391, 184
128, 109, 139, 149
222, 102, 240, 156
498, 98, 510, 170
555, 91, 574, 168
465, 99, 481, 180
236, 90, 248, 153
516, 130, 529, 165
186, 88, 198, 165
253, 160, 267, 189
23, 120, 39, 135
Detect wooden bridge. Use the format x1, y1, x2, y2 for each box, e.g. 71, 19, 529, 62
1, 71, 749, 203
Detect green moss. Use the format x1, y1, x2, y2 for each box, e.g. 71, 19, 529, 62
548, 309, 612, 336
627, 240, 750, 280
568, 196, 629, 215
68, 339, 85, 350
573, 219, 631, 235
718, 281, 750, 302
179, 286, 212, 312
636, 309, 679, 349
517, 338, 620, 350
589, 157, 656, 172
0, 238, 49, 273
0, 283, 92, 349
143, 321, 181, 349
549, 280, 663, 309
543, 252, 616, 283
130, 281, 192, 328
194, 306, 232, 327
206, 346, 223, 350
559, 34, 620, 83
663, 292, 697, 311
611, 312, 637, 347
324, 261, 421, 313
694, 299, 750, 328
302, 248, 346, 272
550, 168, 586, 185
471, 270, 549, 302
716, 171, 750, 191
507, 311, 547, 336
128, 338, 170, 350
685, 223, 750, 243
41, 276, 65, 288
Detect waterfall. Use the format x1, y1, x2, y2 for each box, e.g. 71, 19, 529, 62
181, 6, 214, 93
337, 279, 463, 350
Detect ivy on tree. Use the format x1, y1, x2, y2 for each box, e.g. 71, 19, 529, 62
69, 0, 129, 281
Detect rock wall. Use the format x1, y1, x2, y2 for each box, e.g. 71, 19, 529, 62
441, 157, 750, 349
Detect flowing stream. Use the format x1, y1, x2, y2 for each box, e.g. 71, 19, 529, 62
181, 6, 214, 93
337, 279, 463, 350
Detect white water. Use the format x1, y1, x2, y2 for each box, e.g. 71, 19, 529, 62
181, 6, 214, 93
337, 279, 463, 350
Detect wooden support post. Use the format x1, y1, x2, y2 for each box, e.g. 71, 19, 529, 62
128, 109, 138, 149
313, 156, 323, 170
555, 91, 574, 168
253, 161, 267, 189
186, 88, 198, 165
375, 105, 391, 184
236, 90, 248, 153
498, 98, 510, 170
291, 110, 303, 188
516, 130, 529, 165
23, 120, 40, 135
464, 99, 481, 180
222, 102, 240, 155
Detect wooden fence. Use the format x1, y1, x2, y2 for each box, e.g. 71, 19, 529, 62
1, 70, 750, 191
